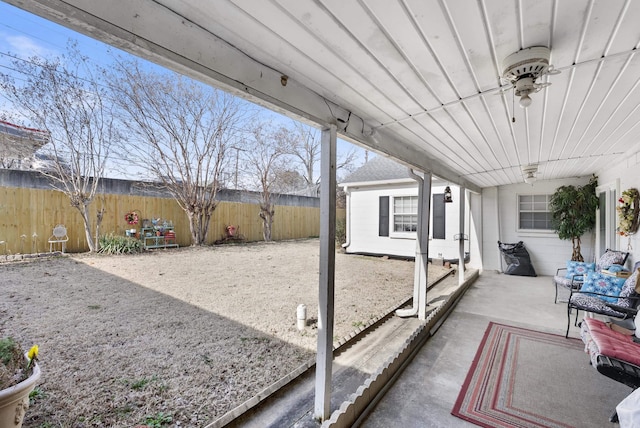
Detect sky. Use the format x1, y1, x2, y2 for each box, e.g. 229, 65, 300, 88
0, 2, 369, 181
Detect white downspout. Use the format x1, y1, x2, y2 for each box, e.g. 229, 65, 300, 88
341, 185, 351, 250
458, 186, 466, 285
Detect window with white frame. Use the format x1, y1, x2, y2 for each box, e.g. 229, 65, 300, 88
393, 196, 418, 233
518, 194, 553, 230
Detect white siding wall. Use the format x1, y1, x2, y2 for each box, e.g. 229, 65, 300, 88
598, 150, 640, 268
348, 168, 636, 277
344, 182, 466, 259
483, 177, 595, 276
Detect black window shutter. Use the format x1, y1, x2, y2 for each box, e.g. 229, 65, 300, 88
379, 196, 389, 236
432, 194, 445, 239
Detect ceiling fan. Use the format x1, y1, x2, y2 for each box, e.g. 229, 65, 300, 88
521, 164, 539, 184
500, 46, 560, 108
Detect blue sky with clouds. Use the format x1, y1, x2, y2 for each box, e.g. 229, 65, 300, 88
0, 2, 109, 66
0, 2, 368, 179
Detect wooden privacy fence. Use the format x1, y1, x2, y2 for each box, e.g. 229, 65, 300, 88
0, 186, 346, 254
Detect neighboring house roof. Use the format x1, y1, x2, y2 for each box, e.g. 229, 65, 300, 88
340, 156, 413, 185
0, 120, 50, 159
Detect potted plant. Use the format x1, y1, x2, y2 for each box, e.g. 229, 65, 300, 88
549, 175, 599, 261
0, 338, 40, 428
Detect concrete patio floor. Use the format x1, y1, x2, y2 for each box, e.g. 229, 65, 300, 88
358, 270, 632, 427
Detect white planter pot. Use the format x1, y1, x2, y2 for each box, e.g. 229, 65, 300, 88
0, 362, 41, 428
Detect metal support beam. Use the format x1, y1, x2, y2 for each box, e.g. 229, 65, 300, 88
314, 125, 337, 421
458, 186, 466, 285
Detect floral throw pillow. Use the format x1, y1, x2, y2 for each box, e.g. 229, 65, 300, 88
565, 261, 596, 281
597, 249, 628, 270
617, 268, 640, 308
580, 271, 627, 303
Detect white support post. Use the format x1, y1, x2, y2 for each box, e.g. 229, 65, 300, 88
458, 186, 466, 285
396, 170, 431, 319
314, 125, 337, 421
418, 172, 432, 320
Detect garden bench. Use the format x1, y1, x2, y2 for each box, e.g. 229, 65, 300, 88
566, 261, 640, 338
553, 249, 629, 304
580, 317, 640, 422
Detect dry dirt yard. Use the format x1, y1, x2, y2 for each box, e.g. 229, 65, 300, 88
0, 239, 447, 427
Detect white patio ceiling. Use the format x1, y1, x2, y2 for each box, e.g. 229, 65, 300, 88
8, 0, 640, 192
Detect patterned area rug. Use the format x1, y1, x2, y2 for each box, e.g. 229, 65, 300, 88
452, 322, 629, 428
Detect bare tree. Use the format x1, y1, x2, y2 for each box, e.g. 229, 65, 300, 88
245, 123, 291, 241
288, 121, 358, 195
271, 168, 307, 194
0, 44, 117, 252
107, 58, 253, 245
288, 122, 320, 194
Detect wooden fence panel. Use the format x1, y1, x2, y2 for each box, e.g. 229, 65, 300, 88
0, 187, 345, 254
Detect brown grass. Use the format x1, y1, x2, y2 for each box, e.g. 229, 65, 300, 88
0, 239, 442, 427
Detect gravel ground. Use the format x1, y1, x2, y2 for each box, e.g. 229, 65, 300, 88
0, 239, 447, 427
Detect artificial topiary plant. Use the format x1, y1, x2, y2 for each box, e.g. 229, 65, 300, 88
549, 175, 599, 261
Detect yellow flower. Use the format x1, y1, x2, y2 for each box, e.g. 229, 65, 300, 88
28, 345, 39, 361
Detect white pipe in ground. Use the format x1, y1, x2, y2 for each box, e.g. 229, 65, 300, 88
297, 304, 307, 331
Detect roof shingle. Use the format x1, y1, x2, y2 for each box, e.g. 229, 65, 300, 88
341, 156, 412, 184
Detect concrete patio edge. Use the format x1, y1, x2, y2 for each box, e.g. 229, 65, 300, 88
321, 270, 479, 428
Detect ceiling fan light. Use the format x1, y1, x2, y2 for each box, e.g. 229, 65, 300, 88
521, 164, 538, 184
519, 93, 533, 108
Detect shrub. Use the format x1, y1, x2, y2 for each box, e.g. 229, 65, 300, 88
335, 217, 347, 246
98, 234, 144, 255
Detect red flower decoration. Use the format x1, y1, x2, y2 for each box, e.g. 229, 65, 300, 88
124, 211, 139, 225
